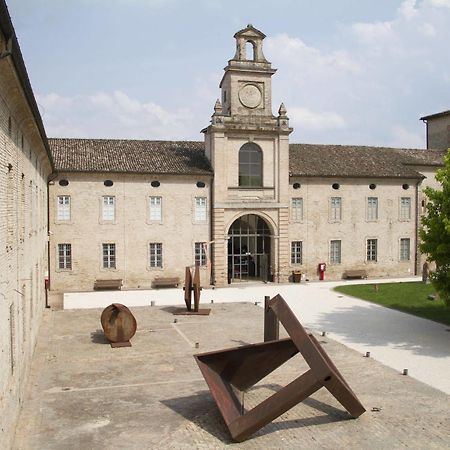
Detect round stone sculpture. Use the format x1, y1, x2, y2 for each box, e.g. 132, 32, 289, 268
101, 303, 137, 344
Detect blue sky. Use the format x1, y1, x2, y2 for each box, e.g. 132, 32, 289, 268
7, 0, 450, 147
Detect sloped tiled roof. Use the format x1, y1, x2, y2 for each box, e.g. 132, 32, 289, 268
288, 144, 444, 179
49, 138, 445, 179
49, 138, 213, 175
400, 149, 447, 167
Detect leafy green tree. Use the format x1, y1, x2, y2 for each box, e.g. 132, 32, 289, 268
420, 149, 450, 306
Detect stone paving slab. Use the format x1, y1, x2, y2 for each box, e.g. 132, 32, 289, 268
14, 303, 450, 450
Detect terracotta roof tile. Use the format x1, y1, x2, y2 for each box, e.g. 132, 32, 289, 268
49, 138, 213, 175
49, 138, 445, 179
288, 144, 443, 179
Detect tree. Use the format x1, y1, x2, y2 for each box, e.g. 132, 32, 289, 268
420, 149, 450, 306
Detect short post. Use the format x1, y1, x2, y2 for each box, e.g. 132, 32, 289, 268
264, 296, 279, 342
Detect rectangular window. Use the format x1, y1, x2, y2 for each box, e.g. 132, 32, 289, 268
57, 195, 71, 221
400, 197, 411, 220
102, 243, 116, 269
330, 197, 342, 221
291, 241, 303, 264
58, 243, 72, 270
291, 198, 303, 221
195, 242, 207, 266
367, 197, 378, 221
367, 239, 377, 262
330, 240, 341, 264
102, 196, 115, 221
400, 238, 410, 261
195, 197, 207, 222
149, 196, 162, 221
149, 243, 162, 268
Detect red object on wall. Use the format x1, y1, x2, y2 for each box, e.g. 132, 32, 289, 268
318, 263, 326, 281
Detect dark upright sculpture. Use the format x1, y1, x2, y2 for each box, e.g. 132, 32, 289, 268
194, 294, 365, 442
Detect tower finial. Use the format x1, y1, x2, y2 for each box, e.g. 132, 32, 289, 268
278, 103, 287, 117
213, 99, 222, 115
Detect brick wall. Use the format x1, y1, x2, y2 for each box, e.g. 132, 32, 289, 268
0, 47, 52, 450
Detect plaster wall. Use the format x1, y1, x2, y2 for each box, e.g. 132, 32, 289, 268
49, 173, 212, 294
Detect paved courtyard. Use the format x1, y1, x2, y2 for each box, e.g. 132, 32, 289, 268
14, 301, 449, 449
63, 277, 450, 395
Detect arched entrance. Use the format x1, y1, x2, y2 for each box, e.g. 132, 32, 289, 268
227, 214, 271, 283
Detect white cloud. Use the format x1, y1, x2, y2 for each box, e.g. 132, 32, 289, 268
418, 22, 437, 36
37, 91, 201, 140
427, 0, 450, 8
289, 107, 346, 131
399, 0, 419, 20
389, 125, 424, 148
267, 34, 362, 74
351, 21, 394, 43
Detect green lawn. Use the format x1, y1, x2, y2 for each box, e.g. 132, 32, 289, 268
334, 282, 450, 326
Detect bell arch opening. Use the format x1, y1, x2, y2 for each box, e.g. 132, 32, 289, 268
227, 214, 272, 283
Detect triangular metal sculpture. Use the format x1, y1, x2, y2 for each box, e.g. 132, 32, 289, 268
173, 266, 211, 315
194, 294, 365, 442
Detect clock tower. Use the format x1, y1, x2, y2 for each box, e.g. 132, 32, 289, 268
204, 25, 292, 286
220, 25, 276, 117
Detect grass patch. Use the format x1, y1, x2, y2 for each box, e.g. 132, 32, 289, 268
334, 282, 450, 326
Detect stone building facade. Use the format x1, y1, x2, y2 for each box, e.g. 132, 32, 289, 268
47, 25, 446, 296
0, 2, 54, 447
420, 110, 450, 150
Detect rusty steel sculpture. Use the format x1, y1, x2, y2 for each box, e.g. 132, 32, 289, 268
173, 266, 211, 315
194, 294, 365, 442
101, 303, 137, 347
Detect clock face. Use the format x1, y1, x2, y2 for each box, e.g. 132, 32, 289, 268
239, 84, 262, 108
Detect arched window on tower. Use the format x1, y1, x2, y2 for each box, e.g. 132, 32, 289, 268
245, 40, 256, 61
239, 142, 262, 187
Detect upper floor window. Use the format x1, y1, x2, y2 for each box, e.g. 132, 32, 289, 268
367, 197, 378, 221
239, 142, 262, 187
330, 197, 342, 222
195, 242, 207, 266
291, 198, 303, 222
102, 196, 115, 221
149, 196, 162, 222
57, 195, 71, 221
194, 197, 207, 222
400, 197, 411, 221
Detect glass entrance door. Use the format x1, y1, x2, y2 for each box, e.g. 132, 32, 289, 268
227, 214, 271, 282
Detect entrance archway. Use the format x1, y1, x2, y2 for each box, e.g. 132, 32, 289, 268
227, 214, 271, 283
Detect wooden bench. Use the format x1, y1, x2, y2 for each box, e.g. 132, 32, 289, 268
343, 270, 368, 280
152, 277, 180, 288
94, 279, 123, 290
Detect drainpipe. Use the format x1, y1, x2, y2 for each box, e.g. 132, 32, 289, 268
46, 172, 58, 307
414, 178, 422, 276
209, 176, 215, 285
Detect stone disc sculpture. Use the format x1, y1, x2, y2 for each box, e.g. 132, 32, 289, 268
101, 303, 137, 347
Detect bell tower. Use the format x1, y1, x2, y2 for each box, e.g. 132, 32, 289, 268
204, 25, 292, 287
220, 24, 276, 117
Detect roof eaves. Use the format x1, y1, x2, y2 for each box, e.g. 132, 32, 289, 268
420, 110, 450, 120
0, 0, 54, 170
